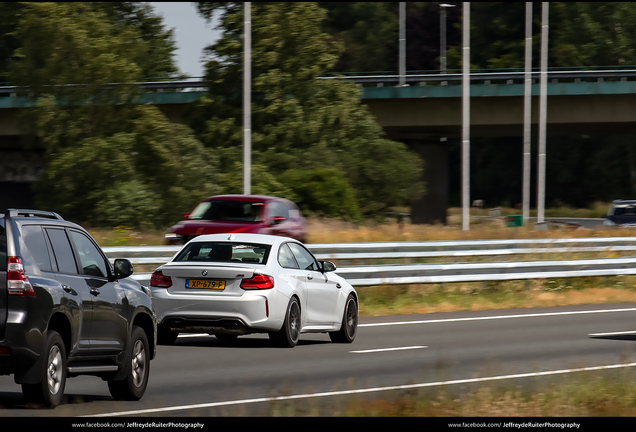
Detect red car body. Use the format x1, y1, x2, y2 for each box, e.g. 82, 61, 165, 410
164, 195, 307, 244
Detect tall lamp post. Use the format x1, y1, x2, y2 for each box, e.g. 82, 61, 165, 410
462, 2, 470, 231
399, 2, 406, 86
440, 3, 456, 74
243, 2, 251, 195
522, 2, 532, 225
537, 2, 549, 227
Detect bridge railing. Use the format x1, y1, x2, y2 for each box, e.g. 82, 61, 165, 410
3, 67, 636, 97
318, 68, 636, 87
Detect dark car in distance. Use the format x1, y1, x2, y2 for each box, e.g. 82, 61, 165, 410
164, 195, 307, 244
602, 200, 636, 227
0, 209, 156, 407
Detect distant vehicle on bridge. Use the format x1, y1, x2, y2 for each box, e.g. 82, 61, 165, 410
164, 195, 307, 244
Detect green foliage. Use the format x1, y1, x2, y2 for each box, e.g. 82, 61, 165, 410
217, 161, 297, 200
8, 3, 214, 228
0, 2, 23, 82
35, 106, 220, 228
93, 2, 180, 79
194, 2, 425, 216
279, 168, 362, 221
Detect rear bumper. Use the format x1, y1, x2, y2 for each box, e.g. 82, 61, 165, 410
150, 289, 286, 334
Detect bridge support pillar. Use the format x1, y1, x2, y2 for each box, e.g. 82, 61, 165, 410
410, 140, 448, 224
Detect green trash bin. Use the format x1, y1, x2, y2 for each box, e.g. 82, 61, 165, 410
505, 215, 523, 227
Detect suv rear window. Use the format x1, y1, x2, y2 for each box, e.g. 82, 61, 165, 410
22, 225, 53, 272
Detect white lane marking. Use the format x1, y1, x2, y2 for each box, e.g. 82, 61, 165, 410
85, 362, 636, 417
589, 330, 636, 337
359, 307, 636, 327
350, 346, 427, 354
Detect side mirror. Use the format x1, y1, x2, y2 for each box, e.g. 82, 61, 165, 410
270, 216, 287, 225
321, 260, 337, 272
114, 258, 134, 279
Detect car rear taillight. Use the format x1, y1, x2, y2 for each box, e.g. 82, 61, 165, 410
7, 256, 35, 297
240, 274, 275, 290
150, 270, 172, 288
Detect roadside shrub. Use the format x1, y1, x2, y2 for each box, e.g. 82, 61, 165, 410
279, 168, 362, 221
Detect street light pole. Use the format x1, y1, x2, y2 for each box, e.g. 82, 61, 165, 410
243, 2, 251, 195
522, 2, 532, 225
399, 2, 406, 86
537, 2, 549, 226
462, 2, 470, 231
440, 3, 456, 74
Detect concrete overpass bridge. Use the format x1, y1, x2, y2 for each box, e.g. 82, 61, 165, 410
2, 69, 636, 221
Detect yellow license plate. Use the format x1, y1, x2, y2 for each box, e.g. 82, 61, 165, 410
186, 279, 226, 290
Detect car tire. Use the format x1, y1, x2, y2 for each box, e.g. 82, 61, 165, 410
269, 297, 301, 348
329, 294, 358, 343
108, 326, 150, 401
21, 330, 67, 408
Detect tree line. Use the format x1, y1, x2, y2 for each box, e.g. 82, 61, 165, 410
1, 2, 422, 228
2, 2, 635, 228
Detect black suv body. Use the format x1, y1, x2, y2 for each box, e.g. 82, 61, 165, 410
0, 209, 156, 407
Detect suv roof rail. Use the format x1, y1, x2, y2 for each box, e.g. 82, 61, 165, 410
5, 208, 65, 220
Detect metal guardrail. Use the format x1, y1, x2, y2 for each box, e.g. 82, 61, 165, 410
102, 237, 636, 287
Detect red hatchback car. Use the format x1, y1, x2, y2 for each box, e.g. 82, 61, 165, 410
164, 195, 307, 244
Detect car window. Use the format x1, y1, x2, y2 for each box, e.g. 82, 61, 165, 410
278, 243, 299, 269
288, 243, 319, 271
610, 204, 636, 216
22, 225, 53, 272
268, 201, 289, 219
45, 228, 79, 275
174, 241, 272, 264
69, 230, 108, 278
189, 200, 264, 222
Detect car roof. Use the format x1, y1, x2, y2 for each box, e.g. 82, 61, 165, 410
612, 200, 636, 205
187, 233, 297, 245
203, 194, 284, 202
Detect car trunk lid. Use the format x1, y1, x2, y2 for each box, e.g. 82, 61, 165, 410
161, 264, 257, 296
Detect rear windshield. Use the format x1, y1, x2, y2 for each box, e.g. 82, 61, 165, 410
188, 200, 264, 222
174, 242, 271, 265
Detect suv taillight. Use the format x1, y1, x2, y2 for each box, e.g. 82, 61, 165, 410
7, 257, 35, 296
150, 270, 172, 288
240, 274, 275, 290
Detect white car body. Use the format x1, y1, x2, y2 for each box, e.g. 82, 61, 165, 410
149, 233, 357, 346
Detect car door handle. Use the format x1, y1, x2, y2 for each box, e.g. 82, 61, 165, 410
336, 283, 342, 289
306, 274, 313, 280
62, 285, 77, 295
90, 287, 101, 296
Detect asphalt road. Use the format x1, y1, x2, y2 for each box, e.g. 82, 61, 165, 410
2, 302, 636, 417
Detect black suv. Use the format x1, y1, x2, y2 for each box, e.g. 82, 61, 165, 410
0, 209, 156, 407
